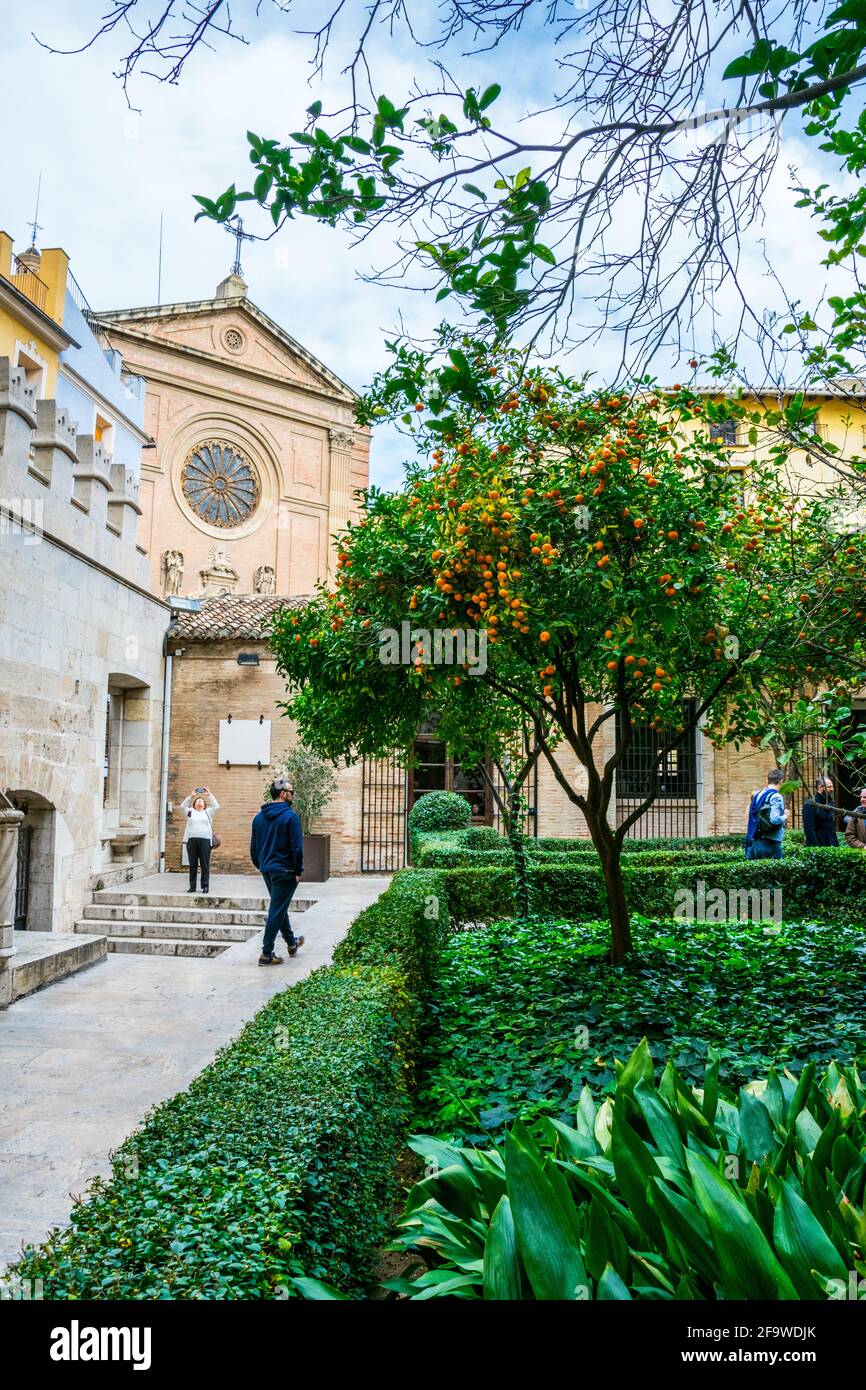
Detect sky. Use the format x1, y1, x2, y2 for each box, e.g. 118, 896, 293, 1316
0, 1, 858, 488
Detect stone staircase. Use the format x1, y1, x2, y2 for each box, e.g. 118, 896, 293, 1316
73, 888, 316, 958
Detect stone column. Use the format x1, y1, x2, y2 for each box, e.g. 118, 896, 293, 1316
327, 427, 355, 576
0, 792, 23, 1007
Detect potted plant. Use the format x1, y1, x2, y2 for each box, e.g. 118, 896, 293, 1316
268, 746, 337, 882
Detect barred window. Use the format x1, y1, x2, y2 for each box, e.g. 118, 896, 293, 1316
616, 701, 698, 798
709, 419, 739, 446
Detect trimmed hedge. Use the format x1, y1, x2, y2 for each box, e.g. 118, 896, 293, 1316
530, 832, 752, 855
436, 845, 866, 925
9, 870, 447, 1300
418, 843, 752, 871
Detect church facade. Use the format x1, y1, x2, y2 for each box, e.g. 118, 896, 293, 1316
98, 272, 372, 875
100, 271, 369, 604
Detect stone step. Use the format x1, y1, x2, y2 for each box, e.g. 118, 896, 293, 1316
74, 920, 258, 943
81, 903, 270, 927
93, 891, 315, 914
107, 936, 230, 958
9, 931, 107, 1002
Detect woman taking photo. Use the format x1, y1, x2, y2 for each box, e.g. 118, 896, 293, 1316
180, 787, 219, 895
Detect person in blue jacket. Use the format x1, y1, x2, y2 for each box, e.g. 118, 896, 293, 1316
745, 768, 788, 860
250, 777, 305, 965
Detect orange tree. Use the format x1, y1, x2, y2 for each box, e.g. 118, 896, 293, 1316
269, 340, 866, 960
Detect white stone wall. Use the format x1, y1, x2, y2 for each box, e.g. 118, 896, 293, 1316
0, 359, 168, 933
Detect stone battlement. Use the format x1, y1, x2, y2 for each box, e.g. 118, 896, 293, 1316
0, 356, 147, 589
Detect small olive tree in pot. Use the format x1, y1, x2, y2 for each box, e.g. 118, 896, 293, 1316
267, 746, 337, 881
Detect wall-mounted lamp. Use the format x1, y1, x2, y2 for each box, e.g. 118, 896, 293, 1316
236, 652, 260, 667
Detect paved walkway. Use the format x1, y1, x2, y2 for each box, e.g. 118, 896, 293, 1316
0, 874, 390, 1270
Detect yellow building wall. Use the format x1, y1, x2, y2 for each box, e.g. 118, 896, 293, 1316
0, 231, 68, 395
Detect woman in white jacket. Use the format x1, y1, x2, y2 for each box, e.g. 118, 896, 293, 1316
180, 788, 219, 895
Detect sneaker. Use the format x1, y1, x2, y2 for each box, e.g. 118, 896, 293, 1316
258, 952, 284, 966
288, 935, 305, 958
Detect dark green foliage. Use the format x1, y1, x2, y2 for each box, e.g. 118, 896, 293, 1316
531, 833, 754, 855
407, 791, 472, 834
433, 865, 516, 925
333, 868, 448, 993
9, 872, 442, 1300
385, 1044, 866, 1300
417, 915, 866, 1145
430, 844, 866, 925
407, 792, 472, 860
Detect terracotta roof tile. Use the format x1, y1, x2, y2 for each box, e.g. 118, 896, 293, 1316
169, 593, 311, 643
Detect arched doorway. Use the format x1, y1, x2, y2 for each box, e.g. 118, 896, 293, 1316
7, 792, 56, 931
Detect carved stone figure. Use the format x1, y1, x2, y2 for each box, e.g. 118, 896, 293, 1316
208, 543, 234, 573
162, 549, 184, 596
200, 543, 240, 596
329, 428, 355, 453
254, 565, 276, 595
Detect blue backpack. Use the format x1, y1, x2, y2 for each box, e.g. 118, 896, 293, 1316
746, 788, 775, 844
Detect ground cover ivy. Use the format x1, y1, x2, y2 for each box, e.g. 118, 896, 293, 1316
417, 915, 866, 1144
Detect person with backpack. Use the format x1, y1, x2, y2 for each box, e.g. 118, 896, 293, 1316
250, 777, 305, 965
745, 768, 787, 860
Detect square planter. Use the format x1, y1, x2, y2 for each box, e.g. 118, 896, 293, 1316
302, 833, 331, 882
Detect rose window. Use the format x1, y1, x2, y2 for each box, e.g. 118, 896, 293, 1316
181, 442, 260, 528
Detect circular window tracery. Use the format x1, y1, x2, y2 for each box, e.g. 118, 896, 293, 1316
181, 441, 260, 528
223, 328, 244, 352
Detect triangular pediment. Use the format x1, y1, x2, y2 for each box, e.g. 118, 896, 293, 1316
98, 296, 356, 401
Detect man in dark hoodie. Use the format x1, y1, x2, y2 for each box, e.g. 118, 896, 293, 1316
802, 775, 840, 847
250, 778, 305, 965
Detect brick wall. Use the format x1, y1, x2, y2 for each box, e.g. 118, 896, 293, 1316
166, 639, 363, 874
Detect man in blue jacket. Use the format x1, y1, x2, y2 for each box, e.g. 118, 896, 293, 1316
250, 778, 305, 965
745, 768, 788, 860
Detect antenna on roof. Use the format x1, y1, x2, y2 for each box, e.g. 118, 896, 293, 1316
157, 212, 164, 304
27, 173, 43, 250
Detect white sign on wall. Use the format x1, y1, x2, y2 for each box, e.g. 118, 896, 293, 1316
218, 718, 272, 766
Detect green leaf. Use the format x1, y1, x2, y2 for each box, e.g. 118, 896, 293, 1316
773, 1180, 848, 1298
616, 1038, 654, 1094
505, 1121, 586, 1299
483, 1195, 524, 1299
479, 83, 502, 111
290, 1276, 350, 1300
597, 1263, 632, 1299
610, 1107, 664, 1243
738, 1087, 776, 1162
584, 1196, 630, 1282
685, 1151, 798, 1299
633, 1079, 687, 1170
253, 170, 273, 202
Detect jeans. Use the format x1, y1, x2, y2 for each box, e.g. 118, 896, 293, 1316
188, 836, 212, 891
746, 837, 783, 861
261, 870, 299, 954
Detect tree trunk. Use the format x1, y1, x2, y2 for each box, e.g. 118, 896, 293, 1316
585, 810, 632, 963
503, 790, 531, 919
